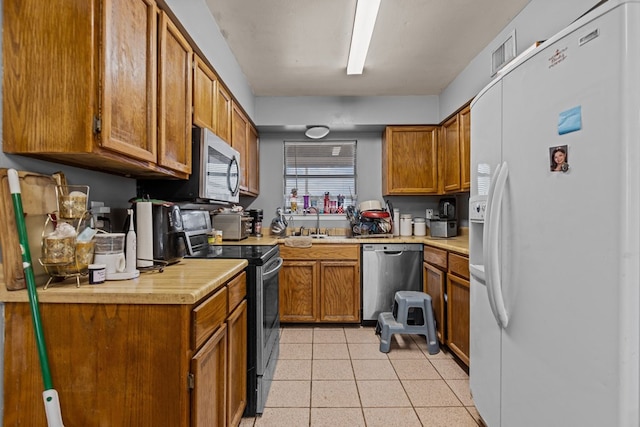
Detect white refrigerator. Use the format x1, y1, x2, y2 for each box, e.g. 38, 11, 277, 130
469, 1, 640, 426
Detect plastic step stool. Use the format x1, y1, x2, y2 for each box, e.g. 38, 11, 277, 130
376, 291, 439, 354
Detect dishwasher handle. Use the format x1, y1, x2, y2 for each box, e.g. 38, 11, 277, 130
378, 250, 404, 256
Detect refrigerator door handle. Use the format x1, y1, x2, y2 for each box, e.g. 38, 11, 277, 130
483, 163, 502, 324
489, 161, 510, 328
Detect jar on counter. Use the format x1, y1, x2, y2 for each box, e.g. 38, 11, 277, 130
400, 214, 413, 236
413, 217, 426, 236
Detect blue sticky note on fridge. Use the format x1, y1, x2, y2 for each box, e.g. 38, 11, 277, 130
558, 106, 582, 135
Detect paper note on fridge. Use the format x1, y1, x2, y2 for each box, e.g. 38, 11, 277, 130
558, 106, 582, 135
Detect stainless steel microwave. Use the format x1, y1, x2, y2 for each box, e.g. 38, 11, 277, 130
138, 127, 241, 204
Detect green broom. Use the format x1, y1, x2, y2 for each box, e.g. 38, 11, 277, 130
8, 169, 64, 426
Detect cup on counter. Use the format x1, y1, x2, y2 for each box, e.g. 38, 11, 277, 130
215, 230, 223, 244
94, 253, 126, 275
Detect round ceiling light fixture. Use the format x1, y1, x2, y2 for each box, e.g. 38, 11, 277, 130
305, 125, 330, 139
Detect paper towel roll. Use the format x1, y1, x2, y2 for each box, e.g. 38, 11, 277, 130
136, 202, 153, 268
393, 208, 400, 236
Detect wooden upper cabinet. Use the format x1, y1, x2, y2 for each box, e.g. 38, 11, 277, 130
440, 102, 471, 194
216, 84, 233, 143
102, 0, 158, 164
382, 126, 439, 195
2, 0, 194, 179
158, 11, 192, 175
193, 55, 217, 132
459, 105, 471, 191
440, 114, 462, 193
247, 125, 260, 195
231, 102, 249, 192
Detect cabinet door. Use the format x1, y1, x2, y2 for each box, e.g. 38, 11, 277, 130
227, 300, 247, 427
231, 102, 249, 191
459, 105, 471, 191
440, 114, 462, 193
193, 55, 216, 131
102, 0, 158, 163
216, 84, 233, 143
247, 125, 260, 195
192, 324, 227, 427
158, 11, 193, 174
319, 261, 360, 323
279, 261, 318, 322
423, 262, 446, 343
382, 126, 439, 195
447, 274, 470, 366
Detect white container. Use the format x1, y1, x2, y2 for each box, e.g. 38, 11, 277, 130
414, 217, 426, 236
393, 209, 400, 236
400, 214, 413, 236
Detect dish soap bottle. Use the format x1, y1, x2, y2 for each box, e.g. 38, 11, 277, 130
125, 208, 137, 273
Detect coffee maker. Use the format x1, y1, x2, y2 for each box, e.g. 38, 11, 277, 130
431, 198, 457, 238
248, 208, 263, 237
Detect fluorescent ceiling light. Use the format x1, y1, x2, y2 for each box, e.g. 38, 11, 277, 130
347, 0, 381, 75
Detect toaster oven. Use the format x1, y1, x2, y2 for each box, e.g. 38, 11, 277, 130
212, 213, 252, 240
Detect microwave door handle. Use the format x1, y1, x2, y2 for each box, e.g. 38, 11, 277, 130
228, 156, 240, 196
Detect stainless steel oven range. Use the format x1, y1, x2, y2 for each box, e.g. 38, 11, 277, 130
187, 243, 283, 416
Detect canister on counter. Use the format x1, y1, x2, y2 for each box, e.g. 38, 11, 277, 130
413, 217, 426, 236
400, 214, 413, 236
215, 230, 223, 244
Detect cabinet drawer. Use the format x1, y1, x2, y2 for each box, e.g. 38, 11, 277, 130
280, 244, 359, 260
424, 245, 447, 270
448, 252, 469, 280
193, 286, 228, 350
227, 271, 247, 313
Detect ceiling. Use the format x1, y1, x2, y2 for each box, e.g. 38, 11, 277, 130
204, 0, 531, 97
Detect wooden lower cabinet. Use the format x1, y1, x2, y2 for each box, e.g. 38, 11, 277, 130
446, 252, 470, 366
423, 245, 470, 366
279, 244, 360, 323
227, 300, 248, 427
3, 272, 247, 426
192, 323, 228, 427
424, 262, 446, 344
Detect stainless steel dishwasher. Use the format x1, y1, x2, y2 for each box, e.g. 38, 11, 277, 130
362, 243, 423, 322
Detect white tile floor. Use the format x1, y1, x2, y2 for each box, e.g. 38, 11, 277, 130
240, 325, 481, 427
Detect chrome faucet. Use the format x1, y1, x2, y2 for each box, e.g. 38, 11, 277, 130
306, 206, 321, 235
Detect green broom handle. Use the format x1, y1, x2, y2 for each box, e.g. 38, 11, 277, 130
8, 172, 53, 390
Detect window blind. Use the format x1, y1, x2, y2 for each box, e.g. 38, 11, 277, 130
283, 140, 357, 208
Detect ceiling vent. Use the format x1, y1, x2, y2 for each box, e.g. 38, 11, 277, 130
491, 30, 517, 76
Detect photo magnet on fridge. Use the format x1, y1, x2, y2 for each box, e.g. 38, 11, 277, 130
550, 145, 569, 172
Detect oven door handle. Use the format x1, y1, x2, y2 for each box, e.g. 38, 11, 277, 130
262, 257, 284, 280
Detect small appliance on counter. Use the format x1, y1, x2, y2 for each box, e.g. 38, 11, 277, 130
180, 210, 212, 255
430, 197, 458, 238
248, 208, 264, 237
133, 199, 186, 266
212, 212, 252, 240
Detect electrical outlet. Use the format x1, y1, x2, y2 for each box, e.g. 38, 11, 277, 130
425, 209, 433, 219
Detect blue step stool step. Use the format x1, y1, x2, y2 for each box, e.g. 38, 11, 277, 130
376, 291, 439, 355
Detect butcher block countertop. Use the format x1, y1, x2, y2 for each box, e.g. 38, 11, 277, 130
224, 232, 469, 255
0, 258, 247, 305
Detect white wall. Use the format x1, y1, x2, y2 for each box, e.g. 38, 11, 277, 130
163, 0, 256, 117
439, 0, 597, 120
256, 95, 440, 129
